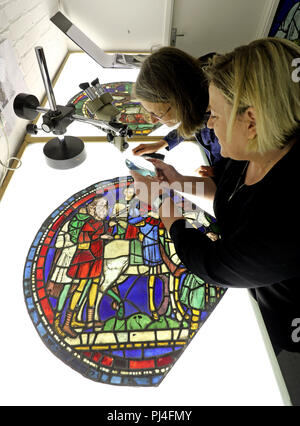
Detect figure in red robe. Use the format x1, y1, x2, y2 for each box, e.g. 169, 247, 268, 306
62, 196, 113, 337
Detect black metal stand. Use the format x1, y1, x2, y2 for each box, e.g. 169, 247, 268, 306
34, 46, 86, 169
14, 46, 132, 169
43, 136, 86, 169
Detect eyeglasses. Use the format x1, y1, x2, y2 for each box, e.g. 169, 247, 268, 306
148, 105, 172, 121
203, 111, 211, 123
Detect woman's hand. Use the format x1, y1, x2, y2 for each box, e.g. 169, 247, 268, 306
195, 165, 215, 177
147, 158, 183, 187
130, 169, 185, 232
132, 140, 167, 156
130, 171, 162, 206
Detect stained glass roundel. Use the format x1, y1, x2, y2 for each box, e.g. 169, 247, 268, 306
23, 176, 225, 386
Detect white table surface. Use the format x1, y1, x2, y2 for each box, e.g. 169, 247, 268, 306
0, 140, 289, 406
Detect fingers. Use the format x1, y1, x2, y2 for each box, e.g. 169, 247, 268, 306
130, 170, 142, 181
147, 160, 167, 182
130, 170, 158, 183
130, 171, 159, 206
147, 158, 169, 169
148, 159, 177, 184
195, 165, 215, 177
132, 144, 156, 156
132, 144, 147, 156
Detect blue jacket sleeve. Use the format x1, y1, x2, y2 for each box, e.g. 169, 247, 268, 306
163, 129, 184, 150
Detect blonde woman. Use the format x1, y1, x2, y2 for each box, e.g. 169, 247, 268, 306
131, 38, 300, 353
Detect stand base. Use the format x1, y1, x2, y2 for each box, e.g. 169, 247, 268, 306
43, 136, 86, 169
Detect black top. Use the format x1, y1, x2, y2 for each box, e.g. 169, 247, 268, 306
170, 140, 300, 351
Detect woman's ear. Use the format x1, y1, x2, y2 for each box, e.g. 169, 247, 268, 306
245, 107, 257, 140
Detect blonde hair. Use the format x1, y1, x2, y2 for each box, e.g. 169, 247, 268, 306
204, 37, 300, 153
133, 47, 209, 138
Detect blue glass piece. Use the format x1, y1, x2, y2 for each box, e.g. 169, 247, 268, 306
134, 377, 150, 386
201, 311, 208, 321
23, 282, 31, 298
122, 377, 131, 385
111, 350, 124, 357
30, 310, 39, 324
49, 297, 57, 310
87, 369, 100, 380
125, 349, 142, 358
50, 209, 60, 218
44, 248, 55, 282
69, 357, 89, 375
33, 232, 43, 247
154, 278, 163, 307
144, 347, 173, 358
26, 297, 34, 310
37, 322, 47, 337
24, 262, 32, 279
44, 335, 60, 353
27, 247, 36, 261
98, 295, 116, 321
110, 375, 122, 384
152, 375, 163, 385
101, 373, 109, 382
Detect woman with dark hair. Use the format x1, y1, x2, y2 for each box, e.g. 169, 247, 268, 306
132, 47, 221, 177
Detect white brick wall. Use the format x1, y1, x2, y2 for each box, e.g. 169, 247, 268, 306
0, 0, 68, 185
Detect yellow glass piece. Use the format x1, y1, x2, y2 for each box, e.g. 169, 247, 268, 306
78, 242, 90, 250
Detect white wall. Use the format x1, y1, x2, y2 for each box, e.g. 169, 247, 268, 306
60, 0, 172, 52
59, 0, 280, 56
172, 0, 280, 56
0, 0, 68, 185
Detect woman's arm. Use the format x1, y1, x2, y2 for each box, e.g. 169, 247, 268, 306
176, 174, 216, 200
132, 140, 168, 156
130, 170, 299, 289
167, 215, 300, 289
132, 129, 186, 156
